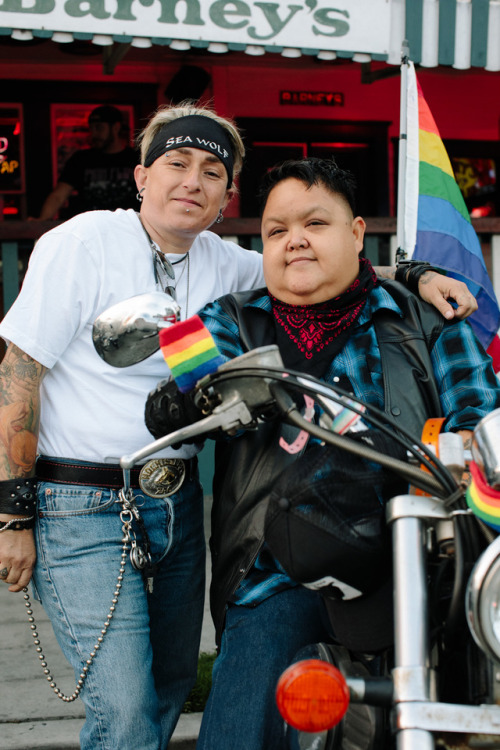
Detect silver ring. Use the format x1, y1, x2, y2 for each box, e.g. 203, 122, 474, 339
0, 567, 9, 579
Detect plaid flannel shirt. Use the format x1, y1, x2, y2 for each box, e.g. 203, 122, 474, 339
199, 286, 500, 606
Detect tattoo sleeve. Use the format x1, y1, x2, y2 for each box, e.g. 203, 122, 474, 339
417, 271, 434, 286
373, 265, 396, 280
0, 344, 46, 480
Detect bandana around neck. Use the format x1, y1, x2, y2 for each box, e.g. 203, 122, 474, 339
144, 115, 234, 188
271, 257, 377, 376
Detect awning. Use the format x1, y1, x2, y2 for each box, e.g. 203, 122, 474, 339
406, 0, 500, 71
0, 0, 403, 62
0, 0, 498, 71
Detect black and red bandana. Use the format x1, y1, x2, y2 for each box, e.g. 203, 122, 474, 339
271, 257, 377, 376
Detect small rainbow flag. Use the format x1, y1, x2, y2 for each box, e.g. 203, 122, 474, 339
402, 61, 500, 372
466, 460, 500, 533
159, 315, 225, 393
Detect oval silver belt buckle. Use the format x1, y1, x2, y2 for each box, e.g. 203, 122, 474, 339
139, 458, 186, 498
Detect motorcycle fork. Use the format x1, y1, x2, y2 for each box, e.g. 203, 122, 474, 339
389, 494, 441, 750
387, 494, 500, 750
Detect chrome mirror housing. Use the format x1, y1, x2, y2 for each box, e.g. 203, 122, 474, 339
471, 408, 500, 490
92, 292, 181, 368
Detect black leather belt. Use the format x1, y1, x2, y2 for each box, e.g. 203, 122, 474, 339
36, 457, 196, 490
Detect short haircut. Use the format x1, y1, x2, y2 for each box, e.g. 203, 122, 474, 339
258, 157, 358, 216
137, 101, 245, 187
88, 105, 123, 125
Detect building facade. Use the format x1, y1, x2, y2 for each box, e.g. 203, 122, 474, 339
0, 0, 499, 222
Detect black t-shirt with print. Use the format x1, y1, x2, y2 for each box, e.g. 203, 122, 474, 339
59, 146, 139, 216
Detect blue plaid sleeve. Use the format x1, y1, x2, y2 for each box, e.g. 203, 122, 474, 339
431, 320, 500, 432
198, 300, 246, 362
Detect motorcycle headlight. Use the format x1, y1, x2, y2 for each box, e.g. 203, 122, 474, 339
466, 534, 500, 663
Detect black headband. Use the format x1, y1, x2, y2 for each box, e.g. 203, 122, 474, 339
144, 114, 234, 188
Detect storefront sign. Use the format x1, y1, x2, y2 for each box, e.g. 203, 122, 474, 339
0, 0, 394, 54
0, 107, 24, 194
280, 91, 344, 106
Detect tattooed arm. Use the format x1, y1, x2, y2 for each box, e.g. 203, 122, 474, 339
374, 266, 478, 320
0, 344, 46, 592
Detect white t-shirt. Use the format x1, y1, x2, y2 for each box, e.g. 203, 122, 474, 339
0, 209, 265, 462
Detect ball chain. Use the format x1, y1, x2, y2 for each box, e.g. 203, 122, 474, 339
23, 535, 129, 702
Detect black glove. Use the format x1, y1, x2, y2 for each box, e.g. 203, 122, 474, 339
145, 378, 204, 441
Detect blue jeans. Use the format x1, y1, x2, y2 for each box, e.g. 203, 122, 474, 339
32, 469, 205, 750
197, 586, 332, 750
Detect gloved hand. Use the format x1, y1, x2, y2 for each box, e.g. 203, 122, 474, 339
145, 378, 204, 441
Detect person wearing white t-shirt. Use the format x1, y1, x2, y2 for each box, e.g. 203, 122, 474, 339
0, 104, 478, 750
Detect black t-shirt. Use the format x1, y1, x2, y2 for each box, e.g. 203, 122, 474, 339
59, 146, 139, 216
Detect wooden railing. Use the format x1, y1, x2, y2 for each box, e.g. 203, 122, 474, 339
2, 217, 500, 316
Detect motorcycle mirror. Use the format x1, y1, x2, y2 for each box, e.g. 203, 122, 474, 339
472, 408, 500, 490
92, 292, 181, 368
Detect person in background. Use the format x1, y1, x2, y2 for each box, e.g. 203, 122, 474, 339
37, 105, 138, 219
0, 100, 477, 750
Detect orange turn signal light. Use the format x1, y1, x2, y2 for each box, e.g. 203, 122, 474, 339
275, 659, 350, 733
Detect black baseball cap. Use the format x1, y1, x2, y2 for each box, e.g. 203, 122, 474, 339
88, 105, 123, 125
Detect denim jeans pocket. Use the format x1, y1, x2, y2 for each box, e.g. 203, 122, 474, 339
38, 482, 117, 516
35, 483, 123, 578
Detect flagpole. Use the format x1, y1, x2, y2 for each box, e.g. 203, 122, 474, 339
396, 40, 410, 262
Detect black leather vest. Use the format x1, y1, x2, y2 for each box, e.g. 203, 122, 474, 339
209, 282, 445, 642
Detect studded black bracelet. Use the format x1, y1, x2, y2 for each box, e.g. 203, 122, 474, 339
406, 264, 443, 295
0, 477, 37, 516
395, 260, 444, 295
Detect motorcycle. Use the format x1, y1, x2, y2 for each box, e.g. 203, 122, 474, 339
272, 407, 500, 750
93, 292, 500, 750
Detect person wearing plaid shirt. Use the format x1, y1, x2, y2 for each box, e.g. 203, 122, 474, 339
193, 157, 500, 750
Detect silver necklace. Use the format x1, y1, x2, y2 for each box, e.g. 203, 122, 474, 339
172, 252, 190, 320
137, 216, 177, 299
137, 213, 190, 317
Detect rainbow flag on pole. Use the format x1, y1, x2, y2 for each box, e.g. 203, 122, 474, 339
401, 60, 500, 372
